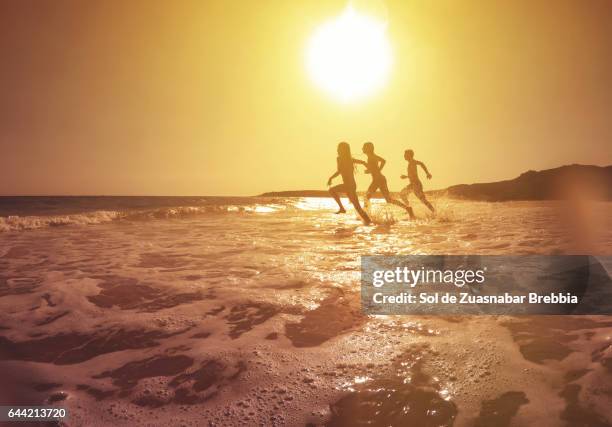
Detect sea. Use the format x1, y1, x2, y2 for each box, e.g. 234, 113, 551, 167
0, 195, 611, 426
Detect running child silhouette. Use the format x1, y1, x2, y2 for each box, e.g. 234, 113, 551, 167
400, 149, 435, 214
327, 142, 372, 225
362, 142, 415, 219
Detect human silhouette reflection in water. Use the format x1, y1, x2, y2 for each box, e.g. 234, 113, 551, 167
400, 149, 435, 213
362, 142, 415, 219
327, 142, 372, 225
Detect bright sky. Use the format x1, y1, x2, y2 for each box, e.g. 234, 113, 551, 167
1, 0, 611, 195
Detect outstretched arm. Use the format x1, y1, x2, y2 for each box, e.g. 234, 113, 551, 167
352, 158, 369, 174
327, 170, 340, 186
418, 161, 432, 179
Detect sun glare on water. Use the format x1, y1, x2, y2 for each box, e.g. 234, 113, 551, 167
306, 5, 392, 103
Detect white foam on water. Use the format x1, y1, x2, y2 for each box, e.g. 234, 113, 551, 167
0, 197, 610, 426
0, 203, 291, 232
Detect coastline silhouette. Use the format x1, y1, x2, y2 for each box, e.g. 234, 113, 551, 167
400, 149, 435, 213
362, 142, 415, 219
327, 142, 372, 225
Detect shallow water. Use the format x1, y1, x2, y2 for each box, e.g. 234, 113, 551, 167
0, 197, 611, 426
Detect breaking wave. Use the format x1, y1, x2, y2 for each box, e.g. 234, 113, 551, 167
0, 203, 289, 232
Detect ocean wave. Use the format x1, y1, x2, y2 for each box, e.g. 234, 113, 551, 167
0, 210, 122, 232
0, 204, 288, 232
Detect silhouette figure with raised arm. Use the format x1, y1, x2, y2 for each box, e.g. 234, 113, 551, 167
362, 142, 415, 219
327, 142, 372, 225
400, 149, 435, 213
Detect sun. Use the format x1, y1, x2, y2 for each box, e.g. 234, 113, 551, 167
306, 6, 392, 103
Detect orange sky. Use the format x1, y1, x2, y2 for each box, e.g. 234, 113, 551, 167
1, 0, 611, 195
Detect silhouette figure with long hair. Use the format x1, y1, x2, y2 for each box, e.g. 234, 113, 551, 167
327, 142, 372, 225
400, 149, 435, 213
362, 142, 415, 219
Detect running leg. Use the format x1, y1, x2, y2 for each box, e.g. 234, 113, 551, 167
329, 184, 347, 213
400, 185, 412, 205
364, 181, 378, 210
347, 190, 372, 225
415, 188, 435, 213
381, 181, 415, 219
